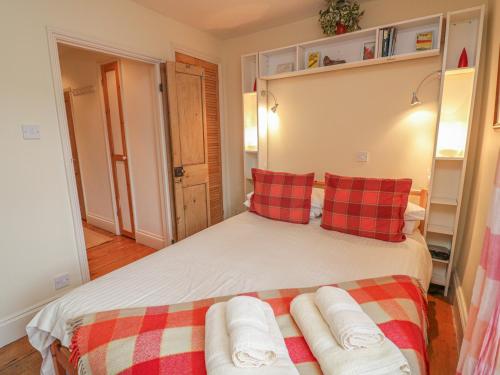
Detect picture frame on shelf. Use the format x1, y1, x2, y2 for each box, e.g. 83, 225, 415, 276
307, 51, 321, 69
362, 41, 376, 60
416, 31, 433, 51
494, 48, 500, 129
276, 62, 294, 74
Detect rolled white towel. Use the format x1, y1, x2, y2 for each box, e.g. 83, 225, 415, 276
205, 302, 299, 375
315, 286, 385, 350
291, 293, 410, 375
226, 296, 277, 367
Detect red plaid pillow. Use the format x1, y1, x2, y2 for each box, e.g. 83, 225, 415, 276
321, 173, 412, 242
250, 168, 314, 224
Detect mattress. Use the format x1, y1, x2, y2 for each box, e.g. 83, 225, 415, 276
27, 212, 432, 374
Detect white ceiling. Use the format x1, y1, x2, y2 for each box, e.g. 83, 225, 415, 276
133, 0, 326, 39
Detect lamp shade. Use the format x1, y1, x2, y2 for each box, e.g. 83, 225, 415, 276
411, 92, 421, 106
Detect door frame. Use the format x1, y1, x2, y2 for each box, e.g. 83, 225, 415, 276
63, 88, 87, 221
100, 61, 136, 238
47, 27, 173, 283
172, 44, 230, 219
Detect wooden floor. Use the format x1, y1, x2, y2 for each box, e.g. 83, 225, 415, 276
84, 223, 157, 280
0, 225, 459, 375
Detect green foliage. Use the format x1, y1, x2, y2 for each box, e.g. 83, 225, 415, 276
319, 0, 364, 36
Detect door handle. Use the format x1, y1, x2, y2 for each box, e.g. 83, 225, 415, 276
174, 166, 185, 177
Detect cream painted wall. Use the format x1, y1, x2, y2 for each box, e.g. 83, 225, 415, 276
221, 0, 486, 216
266, 59, 437, 188
60, 50, 116, 231
0, 0, 220, 346
455, 0, 500, 309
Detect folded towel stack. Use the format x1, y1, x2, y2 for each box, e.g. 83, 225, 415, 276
205, 296, 298, 375
226, 296, 278, 367
291, 288, 411, 375
315, 286, 385, 350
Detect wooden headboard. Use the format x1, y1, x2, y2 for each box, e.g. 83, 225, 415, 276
313, 181, 428, 234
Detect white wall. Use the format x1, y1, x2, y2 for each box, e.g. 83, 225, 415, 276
60, 49, 116, 232
0, 0, 220, 346
455, 0, 500, 310
265, 59, 438, 189
220, 0, 487, 216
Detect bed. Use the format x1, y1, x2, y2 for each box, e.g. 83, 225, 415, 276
27, 189, 432, 374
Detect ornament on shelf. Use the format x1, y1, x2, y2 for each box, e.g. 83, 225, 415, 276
458, 48, 469, 68
323, 56, 346, 66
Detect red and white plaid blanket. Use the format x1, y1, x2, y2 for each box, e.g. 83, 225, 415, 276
69, 275, 428, 374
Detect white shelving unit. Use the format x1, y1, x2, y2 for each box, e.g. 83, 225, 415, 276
241, 53, 268, 195
257, 13, 443, 80
240, 8, 485, 295
425, 6, 485, 295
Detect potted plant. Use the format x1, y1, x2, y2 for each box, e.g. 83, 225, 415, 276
319, 0, 364, 36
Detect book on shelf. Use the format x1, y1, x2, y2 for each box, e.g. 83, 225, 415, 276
380, 27, 397, 57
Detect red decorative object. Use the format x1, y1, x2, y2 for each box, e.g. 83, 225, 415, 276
253, 78, 257, 92
458, 48, 469, 68
336, 23, 347, 35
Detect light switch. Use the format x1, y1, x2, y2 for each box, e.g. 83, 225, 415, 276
21, 125, 41, 140
356, 151, 369, 162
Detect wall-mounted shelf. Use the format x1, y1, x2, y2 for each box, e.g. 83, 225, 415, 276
241, 54, 269, 196
257, 13, 443, 80
430, 197, 458, 206
432, 257, 450, 265
425, 6, 484, 294
432, 263, 448, 286
427, 224, 454, 236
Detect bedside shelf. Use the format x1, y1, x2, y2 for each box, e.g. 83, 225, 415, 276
435, 156, 464, 161
427, 224, 454, 236
431, 263, 447, 286
430, 197, 458, 206
431, 257, 450, 264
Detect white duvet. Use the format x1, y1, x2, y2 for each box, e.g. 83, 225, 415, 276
27, 212, 432, 374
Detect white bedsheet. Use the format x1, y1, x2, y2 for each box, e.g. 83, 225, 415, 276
27, 212, 432, 374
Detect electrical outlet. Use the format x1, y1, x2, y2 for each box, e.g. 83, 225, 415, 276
356, 151, 369, 162
21, 125, 41, 140
54, 273, 70, 290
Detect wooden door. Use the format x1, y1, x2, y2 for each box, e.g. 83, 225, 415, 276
164, 62, 210, 241
175, 53, 223, 225
101, 62, 135, 239
64, 90, 86, 221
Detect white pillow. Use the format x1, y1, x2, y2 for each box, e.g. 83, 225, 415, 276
311, 187, 324, 209
405, 202, 426, 221
403, 220, 420, 234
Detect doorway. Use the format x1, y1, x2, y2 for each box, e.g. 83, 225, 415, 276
57, 43, 168, 278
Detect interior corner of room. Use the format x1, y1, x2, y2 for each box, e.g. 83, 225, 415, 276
1, 0, 500, 374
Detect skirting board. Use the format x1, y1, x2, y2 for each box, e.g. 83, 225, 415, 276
135, 229, 166, 250
452, 272, 469, 342
0, 290, 71, 347
86, 212, 116, 234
